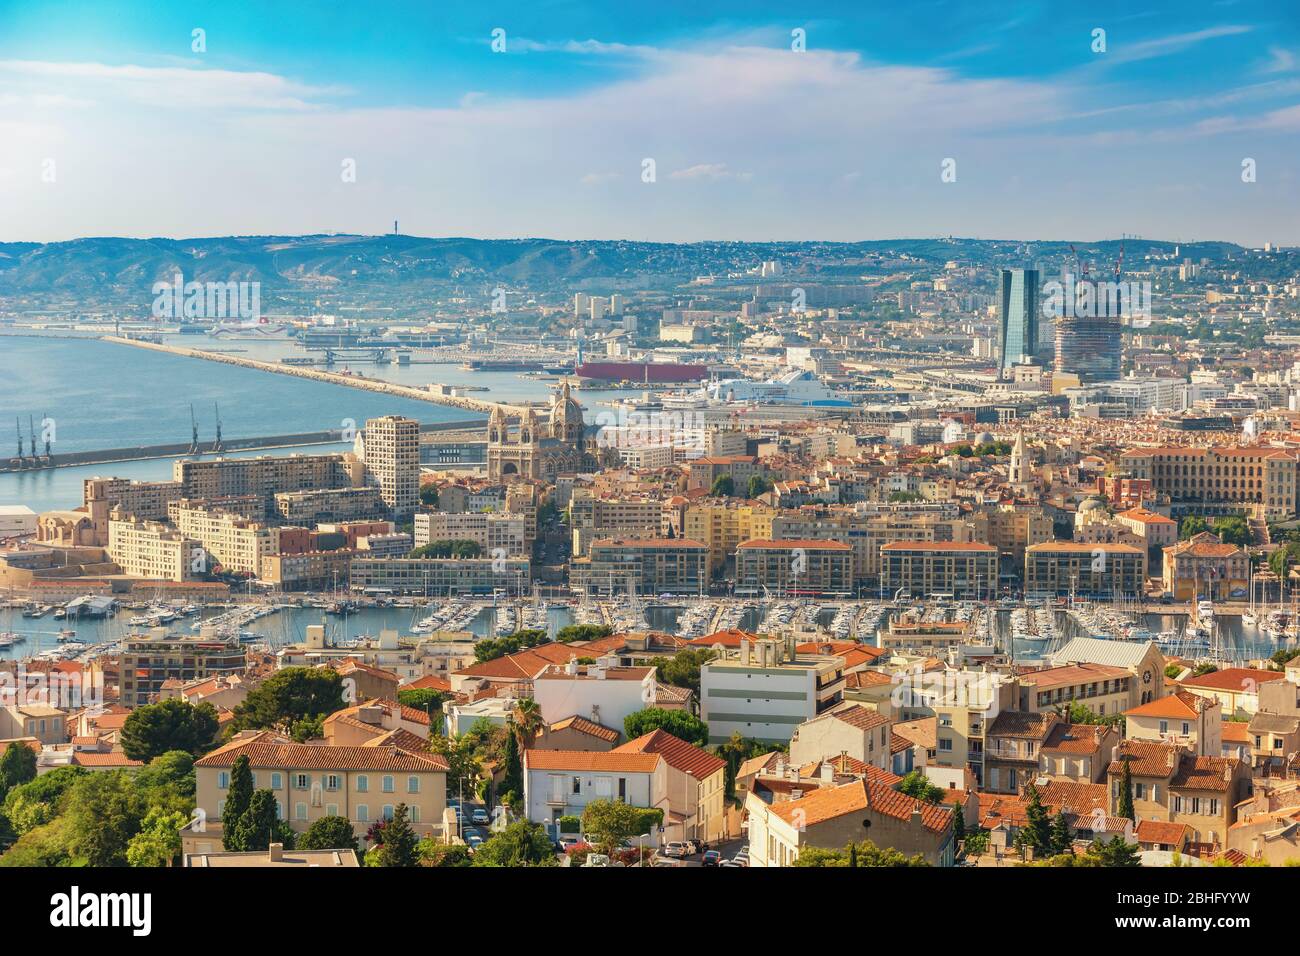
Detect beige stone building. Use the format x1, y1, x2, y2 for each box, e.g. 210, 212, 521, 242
193, 730, 449, 844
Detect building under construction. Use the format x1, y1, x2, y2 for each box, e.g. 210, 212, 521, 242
1054, 314, 1122, 383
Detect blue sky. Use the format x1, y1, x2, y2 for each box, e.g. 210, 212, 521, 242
1, 0, 1297, 244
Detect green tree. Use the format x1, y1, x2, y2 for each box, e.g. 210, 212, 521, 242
715, 732, 775, 798
710, 474, 736, 497
1117, 757, 1135, 823
897, 770, 946, 804
121, 698, 219, 761
473, 629, 549, 663
747, 475, 772, 498
1090, 835, 1141, 867
500, 726, 522, 802
65, 770, 147, 867
428, 732, 483, 795
0, 741, 37, 799
369, 804, 419, 866
1178, 514, 1209, 540
1016, 782, 1052, 853
1063, 699, 1125, 731
623, 708, 708, 747
471, 820, 557, 867
397, 687, 447, 717
555, 623, 614, 643
233, 789, 294, 852
409, 539, 482, 559
298, 815, 358, 852
581, 799, 663, 854
422, 841, 473, 867
648, 648, 716, 696
126, 808, 187, 867
419, 485, 439, 507
221, 755, 254, 850
1048, 808, 1073, 855
232, 667, 345, 733
791, 839, 929, 867
510, 698, 544, 751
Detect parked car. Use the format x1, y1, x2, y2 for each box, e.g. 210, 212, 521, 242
661, 841, 690, 858
581, 853, 611, 867
466, 833, 483, 850
471, 808, 490, 825
718, 859, 743, 867
682, 839, 701, 855
701, 850, 721, 867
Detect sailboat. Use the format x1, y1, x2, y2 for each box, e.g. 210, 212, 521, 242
1242, 564, 1258, 627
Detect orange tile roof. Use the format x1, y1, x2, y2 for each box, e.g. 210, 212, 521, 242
614, 730, 725, 780
880, 541, 996, 552
548, 715, 621, 742
72, 752, 144, 768
737, 538, 852, 551
1043, 723, 1109, 755
1124, 690, 1211, 719
770, 778, 952, 834
524, 749, 662, 773
1018, 662, 1130, 687
195, 731, 448, 772
1136, 820, 1189, 846
1179, 668, 1284, 693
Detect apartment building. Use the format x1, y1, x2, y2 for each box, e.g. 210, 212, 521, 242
612, 730, 728, 843
788, 703, 892, 772
1017, 662, 1135, 717
1024, 542, 1147, 600
1162, 532, 1249, 601
260, 549, 355, 591
522, 749, 669, 832
570, 537, 708, 597
745, 778, 955, 867
415, 510, 529, 556
175, 454, 358, 502
1118, 445, 1299, 519
892, 670, 1017, 786
700, 638, 845, 745
193, 730, 449, 843
1124, 690, 1222, 756
173, 505, 280, 577
1107, 740, 1250, 849
968, 505, 1054, 563
880, 541, 998, 600
362, 416, 420, 519
350, 556, 531, 596
683, 499, 776, 576
735, 539, 854, 597
571, 497, 666, 558
686, 455, 766, 492
274, 486, 386, 524
1247, 678, 1300, 774
769, 508, 975, 583
107, 514, 203, 582
119, 629, 246, 706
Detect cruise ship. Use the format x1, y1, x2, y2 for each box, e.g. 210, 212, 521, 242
697, 368, 852, 407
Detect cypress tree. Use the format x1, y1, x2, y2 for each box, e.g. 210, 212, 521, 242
1117, 756, 1135, 822
375, 803, 419, 867
222, 754, 253, 850
1049, 808, 1072, 855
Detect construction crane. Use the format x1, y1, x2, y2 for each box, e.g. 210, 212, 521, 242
42, 412, 50, 457
15, 418, 22, 459
1114, 237, 1125, 280
213, 402, 224, 453
189, 403, 200, 455
1067, 242, 1087, 279
28, 416, 36, 460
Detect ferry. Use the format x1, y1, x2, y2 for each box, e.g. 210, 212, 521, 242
698, 368, 853, 407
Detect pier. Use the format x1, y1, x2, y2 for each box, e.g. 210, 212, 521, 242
101, 335, 501, 414
0, 419, 486, 473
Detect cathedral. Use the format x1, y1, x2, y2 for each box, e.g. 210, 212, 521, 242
487, 381, 598, 480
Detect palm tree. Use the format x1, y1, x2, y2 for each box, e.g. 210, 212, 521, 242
511, 697, 543, 751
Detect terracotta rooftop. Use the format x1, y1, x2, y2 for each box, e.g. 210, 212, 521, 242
614, 729, 726, 780
524, 749, 662, 773
770, 778, 953, 835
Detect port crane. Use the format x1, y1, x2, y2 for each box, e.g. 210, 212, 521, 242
213, 402, 224, 453
189, 404, 200, 455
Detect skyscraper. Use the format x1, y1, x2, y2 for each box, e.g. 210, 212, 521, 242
362, 416, 420, 518
998, 268, 1039, 375
1054, 315, 1122, 383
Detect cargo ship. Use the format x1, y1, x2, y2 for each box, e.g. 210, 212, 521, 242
574, 361, 710, 385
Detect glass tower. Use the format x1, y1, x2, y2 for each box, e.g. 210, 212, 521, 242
998, 268, 1039, 375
